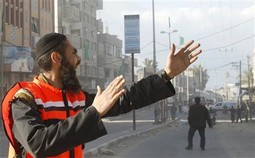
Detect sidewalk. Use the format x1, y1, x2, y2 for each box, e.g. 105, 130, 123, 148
0, 124, 9, 157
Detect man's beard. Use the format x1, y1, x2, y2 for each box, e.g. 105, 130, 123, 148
60, 58, 81, 93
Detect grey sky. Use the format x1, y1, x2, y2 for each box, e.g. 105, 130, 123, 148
97, 0, 255, 90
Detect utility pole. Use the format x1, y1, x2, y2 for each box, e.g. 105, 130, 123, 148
0, 2, 5, 101
232, 61, 242, 105
199, 65, 203, 90
160, 17, 178, 121
247, 56, 252, 120
247, 56, 251, 101
239, 60, 242, 104
152, 0, 160, 124
152, 0, 156, 74
160, 18, 178, 87
168, 17, 171, 50
186, 68, 189, 105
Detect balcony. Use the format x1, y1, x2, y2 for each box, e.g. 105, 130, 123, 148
66, 34, 81, 49
96, 0, 103, 10
61, 6, 80, 22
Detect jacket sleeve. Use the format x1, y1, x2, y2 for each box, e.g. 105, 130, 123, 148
187, 106, 193, 125
11, 95, 107, 157
205, 108, 212, 127
104, 73, 176, 117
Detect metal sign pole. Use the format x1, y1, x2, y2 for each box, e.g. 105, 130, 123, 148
131, 53, 136, 130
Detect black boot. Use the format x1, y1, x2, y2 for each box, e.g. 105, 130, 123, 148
186, 146, 193, 150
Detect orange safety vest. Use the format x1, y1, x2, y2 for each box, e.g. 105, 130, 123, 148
1, 76, 86, 158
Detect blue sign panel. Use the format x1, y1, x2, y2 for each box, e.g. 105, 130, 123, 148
124, 15, 140, 54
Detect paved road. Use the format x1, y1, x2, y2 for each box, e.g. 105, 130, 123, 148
2, 106, 253, 158
85, 105, 159, 151
88, 114, 255, 158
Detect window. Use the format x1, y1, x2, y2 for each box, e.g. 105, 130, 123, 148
5, 5, 9, 24
90, 41, 93, 51
32, 17, 39, 33
91, 31, 95, 40
48, 0, 50, 12
73, 4, 80, 9
20, 11, 23, 28
19, 1, 23, 9
105, 70, 110, 78
45, 0, 47, 10
11, 6, 14, 25
15, 0, 19, 7
93, 42, 97, 51
85, 39, 89, 47
71, 29, 81, 36
15, 8, 19, 27
84, 28, 88, 38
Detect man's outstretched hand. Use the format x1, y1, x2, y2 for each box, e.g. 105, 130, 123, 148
92, 75, 126, 117
164, 40, 202, 78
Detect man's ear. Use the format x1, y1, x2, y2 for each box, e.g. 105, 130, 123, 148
51, 51, 62, 64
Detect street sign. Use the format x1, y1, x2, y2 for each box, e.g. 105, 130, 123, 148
124, 15, 140, 54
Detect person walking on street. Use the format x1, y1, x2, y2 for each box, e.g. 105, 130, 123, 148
208, 107, 216, 126
1, 33, 202, 158
229, 106, 236, 123
186, 97, 212, 151
170, 104, 177, 120
244, 101, 250, 122
236, 105, 243, 123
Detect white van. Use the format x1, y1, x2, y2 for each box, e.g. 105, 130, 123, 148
211, 101, 237, 111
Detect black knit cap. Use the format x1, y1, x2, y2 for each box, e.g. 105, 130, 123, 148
35, 33, 67, 60
195, 97, 201, 103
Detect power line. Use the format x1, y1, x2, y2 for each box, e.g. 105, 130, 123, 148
204, 34, 255, 52
196, 18, 254, 41
207, 62, 234, 71
141, 41, 152, 50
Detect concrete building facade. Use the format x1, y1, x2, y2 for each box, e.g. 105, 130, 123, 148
0, 0, 54, 98
56, 0, 102, 92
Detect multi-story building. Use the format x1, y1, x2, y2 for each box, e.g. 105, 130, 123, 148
0, 0, 54, 98
57, 0, 103, 92
97, 33, 122, 87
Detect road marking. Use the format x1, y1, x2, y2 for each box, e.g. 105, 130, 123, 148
102, 119, 155, 123
180, 118, 255, 123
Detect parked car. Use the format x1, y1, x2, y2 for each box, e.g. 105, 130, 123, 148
210, 101, 238, 111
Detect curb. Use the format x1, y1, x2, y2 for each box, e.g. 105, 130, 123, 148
85, 118, 179, 157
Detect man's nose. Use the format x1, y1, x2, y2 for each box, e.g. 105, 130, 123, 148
77, 55, 81, 61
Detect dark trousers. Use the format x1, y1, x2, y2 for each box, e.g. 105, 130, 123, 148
236, 114, 242, 123
188, 126, 205, 148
